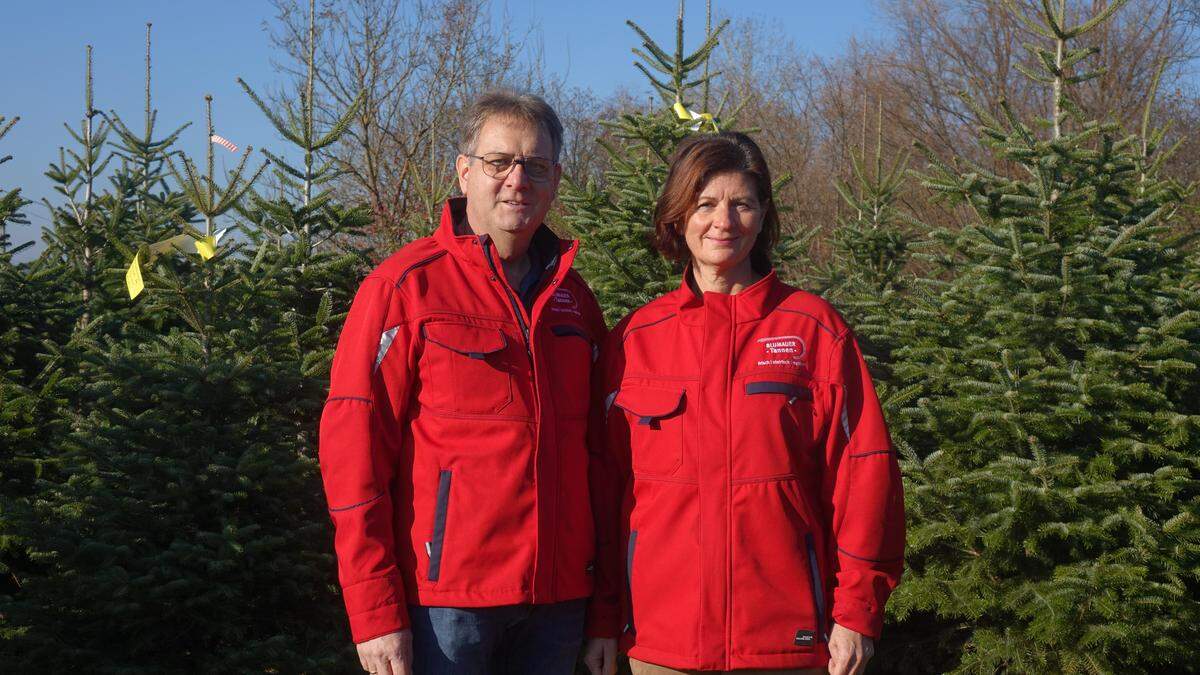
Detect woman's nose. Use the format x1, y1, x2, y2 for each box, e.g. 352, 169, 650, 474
711, 203, 736, 228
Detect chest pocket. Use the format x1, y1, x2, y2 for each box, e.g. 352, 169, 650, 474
545, 323, 594, 418
613, 385, 685, 477
420, 321, 513, 415
734, 373, 821, 477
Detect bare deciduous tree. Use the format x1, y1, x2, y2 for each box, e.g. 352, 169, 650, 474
268, 0, 555, 252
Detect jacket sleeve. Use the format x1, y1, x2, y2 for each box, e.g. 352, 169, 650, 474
584, 328, 631, 639
821, 330, 906, 639
319, 275, 413, 643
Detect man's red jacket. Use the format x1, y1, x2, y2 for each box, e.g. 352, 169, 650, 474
587, 271, 905, 671
319, 198, 606, 643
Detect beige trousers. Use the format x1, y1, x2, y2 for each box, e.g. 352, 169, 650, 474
628, 657, 826, 675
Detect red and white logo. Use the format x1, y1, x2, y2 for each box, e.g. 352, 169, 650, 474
550, 288, 581, 316
756, 334, 805, 367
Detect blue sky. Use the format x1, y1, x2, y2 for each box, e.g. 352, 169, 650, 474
0, 1, 884, 248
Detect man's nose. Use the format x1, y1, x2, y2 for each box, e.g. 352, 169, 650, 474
504, 161, 533, 189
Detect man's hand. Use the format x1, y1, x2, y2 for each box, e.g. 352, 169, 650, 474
582, 637, 618, 675
827, 623, 874, 675
356, 629, 413, 675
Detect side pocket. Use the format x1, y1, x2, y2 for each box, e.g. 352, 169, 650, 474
427, 469, 452, 582
625, 529, 638, 634
805, 532, 827, 642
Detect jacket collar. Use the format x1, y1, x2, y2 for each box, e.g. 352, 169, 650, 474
433, 196, 580, 288
673, 263, 785, 325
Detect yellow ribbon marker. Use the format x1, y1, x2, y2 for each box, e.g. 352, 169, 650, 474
672, 99, 719, 132
194, 236, 216, 261
126, 228, 227, 299
126, 252, 145, 299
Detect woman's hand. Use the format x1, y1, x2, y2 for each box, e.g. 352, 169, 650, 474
827, 623, 874, 675
582, 637, 618, 675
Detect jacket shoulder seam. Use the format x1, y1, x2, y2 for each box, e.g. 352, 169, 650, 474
621, 313, 676, 342
775, 307, 843, 338
395, 250, 449, 289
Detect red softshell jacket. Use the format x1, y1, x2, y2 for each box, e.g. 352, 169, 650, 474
587, 271, 905, 670
319, 198, 606, 643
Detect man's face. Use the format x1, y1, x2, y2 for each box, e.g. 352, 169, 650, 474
456, 116, 561, 238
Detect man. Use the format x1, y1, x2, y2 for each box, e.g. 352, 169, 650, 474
319, 91, 606, 674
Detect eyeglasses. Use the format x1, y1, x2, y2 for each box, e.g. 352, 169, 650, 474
468, 152, 557, 182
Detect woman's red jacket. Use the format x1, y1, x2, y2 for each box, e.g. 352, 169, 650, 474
585, 272, 906, 671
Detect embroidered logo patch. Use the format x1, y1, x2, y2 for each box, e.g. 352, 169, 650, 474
756, 334, 806, 367
550, 288, 581, 316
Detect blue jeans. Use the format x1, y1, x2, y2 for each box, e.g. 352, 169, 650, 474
408, 599, 587, 674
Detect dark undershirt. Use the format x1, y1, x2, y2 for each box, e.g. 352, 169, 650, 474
452, 203, 560, 312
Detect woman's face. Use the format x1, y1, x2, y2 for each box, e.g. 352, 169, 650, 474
683, 171, 764, 274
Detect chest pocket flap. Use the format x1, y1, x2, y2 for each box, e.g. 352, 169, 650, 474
614, 386, 684, 426
614, 385, 685, 476
423, 323, 507, 359
419, 322, 513, 415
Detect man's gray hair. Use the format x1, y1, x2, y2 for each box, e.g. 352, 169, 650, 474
460, 90, 564, 162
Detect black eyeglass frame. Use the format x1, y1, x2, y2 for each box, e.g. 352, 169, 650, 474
467, 153, 558, 182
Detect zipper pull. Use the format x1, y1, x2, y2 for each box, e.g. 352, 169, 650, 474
425, 541, 432, 558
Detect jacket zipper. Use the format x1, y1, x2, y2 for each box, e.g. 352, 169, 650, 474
625, 529, 638, 635
481, 238, 532, 361
725, 299, 737, 668
805, 532, 828, 643
481, 235, 554, 598
427, 469, 453, 582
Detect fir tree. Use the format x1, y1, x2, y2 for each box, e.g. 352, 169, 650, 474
38, 47, 113, 330
0, 115, 29, 251
2, 20, 356, 668
0, 114, 79, 657
104, 22, 196, 254
98, 25, 201, 340
793, 100, 916, 382
886, 1, 1200, 672
0, 112, 34, 643
560, 0, 807, 325
559, 0, 729, 324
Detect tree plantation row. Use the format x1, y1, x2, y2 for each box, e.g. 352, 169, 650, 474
1, 1, 1198, 672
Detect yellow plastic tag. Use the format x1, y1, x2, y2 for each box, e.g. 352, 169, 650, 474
194, 236, 216, 261
126, 252, 145, 299
672, 99, 718, 132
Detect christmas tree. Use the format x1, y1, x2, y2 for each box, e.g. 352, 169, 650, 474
559, 0, 728, 324
0, 116, 29, 251
1, 11, 364, 667
792, 100, 916, 384
885, 1, 1200, 671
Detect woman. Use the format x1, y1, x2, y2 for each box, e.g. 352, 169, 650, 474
582, 133, 905, 675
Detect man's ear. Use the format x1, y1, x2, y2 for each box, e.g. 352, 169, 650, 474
455, 154, 471, 194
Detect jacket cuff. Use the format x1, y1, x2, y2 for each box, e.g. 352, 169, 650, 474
831, 596, 883, 640
584, 600, 622, 639
342, 574, 410, 643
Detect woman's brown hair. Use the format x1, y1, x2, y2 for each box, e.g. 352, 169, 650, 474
652, 132, 779, 274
